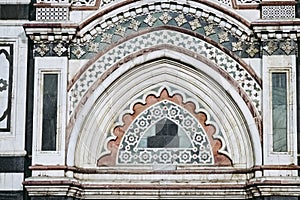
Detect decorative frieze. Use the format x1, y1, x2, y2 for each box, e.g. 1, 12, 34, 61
69, 10, 258, 60
36, 0, 68, 3
262, 39, 297, 56
71, 0, 97, 6
34, 42, 69, 57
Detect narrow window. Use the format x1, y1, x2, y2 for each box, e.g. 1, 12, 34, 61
41, 73, 58, 151
272, 72, 288, 152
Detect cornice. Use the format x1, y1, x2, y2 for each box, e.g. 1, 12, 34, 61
23, 22, 78, 42
251, 20, 300, 40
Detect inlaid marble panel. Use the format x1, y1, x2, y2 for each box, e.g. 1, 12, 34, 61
118, 100, 214, 165
0, 45, 12, 131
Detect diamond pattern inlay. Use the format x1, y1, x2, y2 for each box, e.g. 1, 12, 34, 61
159, 12, 172, 24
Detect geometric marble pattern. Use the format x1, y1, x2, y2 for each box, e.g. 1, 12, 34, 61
68, 30, 261, 118
263, 39, 297, 56
36, 7, 69, 21
96, 86, 233, 167
262, 5, 295, 20
34, 42, 69, 57
118, 100, 214, 165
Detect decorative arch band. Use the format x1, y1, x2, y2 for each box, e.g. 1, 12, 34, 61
68, 30, 261, 119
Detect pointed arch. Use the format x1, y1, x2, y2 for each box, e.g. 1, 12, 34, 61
67, 30, 262, 141
68, 57, 261, 170
66, 0, 262, 170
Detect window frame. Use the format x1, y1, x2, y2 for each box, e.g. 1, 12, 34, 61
270, 68, 291, 154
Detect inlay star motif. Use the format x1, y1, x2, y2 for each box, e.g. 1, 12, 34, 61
263, 40, 278, 55
189, 18, 201, 30
101, 33, 113, 44
53, 43, 67, 56
232, 41, 243, 51
203, 24, 215, 36
88, 42, 100, 52
246, 43, 259, 57
175, 14, 187, 26
144, 14, 157, 27
115, 25, 126, 37
129, 19, 141, 31
281, 40, 294, 55
218, 31, 229, 43
159, 12, 172, 24
35, 43, 49, 56
72, 46, 86, 59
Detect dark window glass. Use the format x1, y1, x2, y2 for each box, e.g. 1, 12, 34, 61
0, 5, 29, 20
272, 72, 287, 152
42, 74, 58, 151
147, 118, 179, 148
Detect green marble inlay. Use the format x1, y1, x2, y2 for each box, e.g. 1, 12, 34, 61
69, 10, 260, 59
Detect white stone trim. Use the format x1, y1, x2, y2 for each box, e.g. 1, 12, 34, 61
0, 27, 27, 155
32, 57, 67, 166
24, 174, 300, 198
0, 173, 23, 191
262, 55, 297, 170
0, 0, 30, 4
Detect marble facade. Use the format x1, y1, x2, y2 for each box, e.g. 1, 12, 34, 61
0, 0, 300, 199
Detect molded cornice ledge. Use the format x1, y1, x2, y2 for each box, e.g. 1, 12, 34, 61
251, 20, 300, 40
23, 22, 78, 42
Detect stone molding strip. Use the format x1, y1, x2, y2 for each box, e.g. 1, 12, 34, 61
28, 164, 300, 172
23, 23, 78, 42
